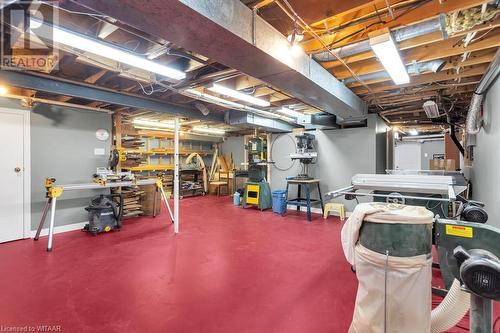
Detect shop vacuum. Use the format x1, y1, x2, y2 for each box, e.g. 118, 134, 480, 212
83, 193, 123, 236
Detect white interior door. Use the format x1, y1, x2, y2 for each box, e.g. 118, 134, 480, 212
394, 142, 422, 171
0, 109, 27, 242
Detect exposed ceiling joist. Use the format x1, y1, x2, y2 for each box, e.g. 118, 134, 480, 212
331, 29, 500, 77
353, 63, 488, 94
66, 0, 367, 120
321, 17, 500, 70
302, 0, 492, 52
346, 49, 497, 87
0, 70, 226, 122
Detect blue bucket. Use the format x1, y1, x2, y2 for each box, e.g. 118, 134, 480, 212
233, 192, 241, 206
272, 190, 287, 214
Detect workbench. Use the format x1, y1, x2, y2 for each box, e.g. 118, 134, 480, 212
285, 178, 324, 222
34, 178, 173, 252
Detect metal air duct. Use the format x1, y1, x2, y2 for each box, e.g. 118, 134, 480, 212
342, 59, 447, 85
466, 48, 500, 137
314, 18, 443, 62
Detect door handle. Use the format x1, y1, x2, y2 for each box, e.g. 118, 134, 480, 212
14, 167, 21, 173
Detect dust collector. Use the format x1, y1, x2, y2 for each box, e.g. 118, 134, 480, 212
342, 202, 434, 333
343, 202, 500, 333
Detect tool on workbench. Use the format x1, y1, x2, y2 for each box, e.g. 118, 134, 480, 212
93, 167, 135, 185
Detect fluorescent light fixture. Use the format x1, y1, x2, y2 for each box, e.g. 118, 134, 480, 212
0, 86, 7, 95
422, 100, 440, 118
277, 107, 302, 118
409, 129, 419, 136
369, 32, 409, 85
192, 126, 226, 135
29, 18, 185, 80
183, 89, 294, 123
184, 89, 243, 109
208, 84, 270, 107
133, 118, 175, 129
134, 126, 185, 136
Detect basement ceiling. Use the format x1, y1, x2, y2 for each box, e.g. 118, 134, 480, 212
244, 0, 500, 132
0, 0, 498, 134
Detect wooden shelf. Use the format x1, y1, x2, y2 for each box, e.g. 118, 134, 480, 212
123, 149, 211, 156
122, 164, 174, 172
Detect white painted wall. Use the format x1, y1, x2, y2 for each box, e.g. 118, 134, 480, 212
469, 78, 500, 227
394, 141, 421, 171
420, 140, 445, 170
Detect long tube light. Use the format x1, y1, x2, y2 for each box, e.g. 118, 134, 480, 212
277, 107, 302, 118
29, 18, 185, 80
369, 32, 409, 85
208, 84, 270, 107
185, 88, 243, 109
184, 88, 294, 122
192, 126, 226, 135
133, 118, 175, 129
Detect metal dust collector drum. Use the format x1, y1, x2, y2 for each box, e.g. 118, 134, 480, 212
343, 202, 434, 333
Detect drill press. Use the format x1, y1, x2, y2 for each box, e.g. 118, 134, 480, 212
290, 133, 317, 180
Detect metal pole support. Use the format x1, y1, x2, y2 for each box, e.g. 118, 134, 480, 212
46, 197, 57, 252
34, 198, 51, 241
160, 186, 174, 223
470, 294, 492, 333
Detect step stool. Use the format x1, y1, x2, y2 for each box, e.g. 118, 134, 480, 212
323, 202, 346, 221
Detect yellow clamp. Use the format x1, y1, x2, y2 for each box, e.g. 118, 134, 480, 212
155, 179, 163, 189
93, 177, 107, 186
48, 186, 63, 198
117, 148, 127, 162
44, 178, 63, 198
44, 177, 55, 188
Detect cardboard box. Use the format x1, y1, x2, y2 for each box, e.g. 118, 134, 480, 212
429, 159, 456, 171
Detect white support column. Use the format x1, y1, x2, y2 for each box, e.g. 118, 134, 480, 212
266, 132, 272, 184
174, 117, 180, 234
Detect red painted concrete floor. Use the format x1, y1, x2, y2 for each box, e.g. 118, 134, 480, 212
0, 196, 498, 333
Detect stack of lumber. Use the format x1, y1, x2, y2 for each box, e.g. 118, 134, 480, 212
121, 153, 144, 168
160, 172, 173, 192
121, 138, 144, 149
114, 186, 145, 218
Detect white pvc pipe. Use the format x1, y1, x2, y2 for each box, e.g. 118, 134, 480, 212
431, 279, 470, 333
174, 117, 180, 234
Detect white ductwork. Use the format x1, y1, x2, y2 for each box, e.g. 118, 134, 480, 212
342, 59, 447, 85
466, 48, 500, 139
314, 18, 443, 62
